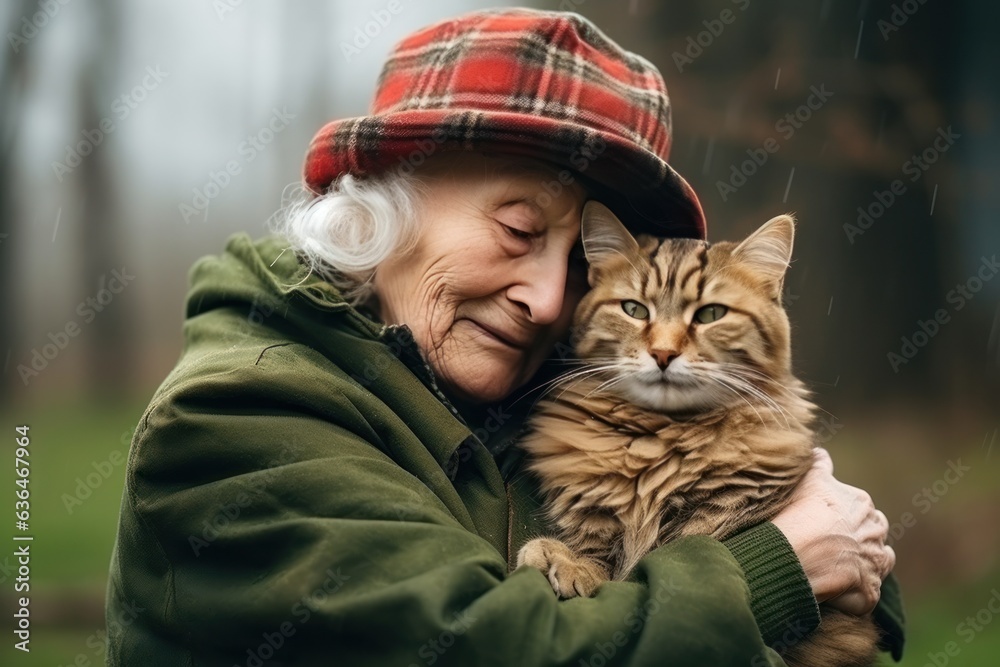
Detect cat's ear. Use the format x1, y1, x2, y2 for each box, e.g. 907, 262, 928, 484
580, 201, 640, 270
732, 214, 795, 300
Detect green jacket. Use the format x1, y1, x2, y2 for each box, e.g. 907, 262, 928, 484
106, 233, 904, 666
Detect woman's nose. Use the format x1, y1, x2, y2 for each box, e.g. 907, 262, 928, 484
506, 253, 569, 326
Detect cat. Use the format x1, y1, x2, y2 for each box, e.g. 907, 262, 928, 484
515, 201, 879, 667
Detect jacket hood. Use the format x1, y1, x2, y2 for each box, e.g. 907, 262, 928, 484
181, 232, 561, 465
186, 232, 368, 328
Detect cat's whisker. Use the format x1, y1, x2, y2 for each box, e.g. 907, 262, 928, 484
547, 363, 620, 383
701, 368, 793, 428
713, 364, 772, 380
549, 365, 625, 399
712, 364, 788, 389
552, 365, 621, 387
716, 365, 841, 423
701, 374, 767, 425
716, 368, 790, 392
714, 372, 794, 429
710, 364, 804, 411
550, 356, 623, 366
581, 373, 630, 400
722, 374, 787, 412
515, 214, 873, 661
710, 378, 758, 411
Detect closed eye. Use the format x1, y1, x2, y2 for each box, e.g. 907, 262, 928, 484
494, 199, 543, 243
501, 224, 535, 241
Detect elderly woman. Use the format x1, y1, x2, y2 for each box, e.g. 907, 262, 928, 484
105, 8, 903, 666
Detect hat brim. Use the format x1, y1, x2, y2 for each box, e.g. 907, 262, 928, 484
303, 108, 706, 240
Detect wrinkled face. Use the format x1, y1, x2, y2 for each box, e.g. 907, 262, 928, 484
573, 202, 796, 414
373, 152, 589, 404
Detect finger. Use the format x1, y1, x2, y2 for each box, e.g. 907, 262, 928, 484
812, 447, 834, 474
882, 545, 896, 578
866, 577, 883, 612
825, 589, 872, 617
874, 509, 889, 537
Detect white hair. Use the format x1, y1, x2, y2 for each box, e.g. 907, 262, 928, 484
270, 171, 424, 306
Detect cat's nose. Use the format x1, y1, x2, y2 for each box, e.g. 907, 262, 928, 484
649, 348, 679, 370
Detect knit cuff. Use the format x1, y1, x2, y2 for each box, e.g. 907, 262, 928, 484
723, 521, 821, 647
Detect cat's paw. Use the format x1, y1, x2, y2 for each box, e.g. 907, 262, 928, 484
516, 537, 607, 599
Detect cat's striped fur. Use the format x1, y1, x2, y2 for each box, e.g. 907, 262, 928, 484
517, 202, 879, 667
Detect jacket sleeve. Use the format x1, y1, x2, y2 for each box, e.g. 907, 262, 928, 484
873, 572, 906, 660
722, 511, 905, 662
722, 522, 821, 648
108, 361, 809, 666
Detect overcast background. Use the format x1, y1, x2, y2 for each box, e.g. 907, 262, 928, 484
2, 1, 998, 665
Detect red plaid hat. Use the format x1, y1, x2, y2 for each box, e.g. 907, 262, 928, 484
303, 8, 706, 239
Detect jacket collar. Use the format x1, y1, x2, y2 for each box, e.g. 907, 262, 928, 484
237, 233, 549, 477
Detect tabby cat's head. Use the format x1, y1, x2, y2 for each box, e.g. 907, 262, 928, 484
572, 202, 796, 415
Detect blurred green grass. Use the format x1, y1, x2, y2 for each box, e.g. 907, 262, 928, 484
3, 398, 146, 666
889, 578, 1000, 666
1, 399, 998, 665
13, 400, 142, 586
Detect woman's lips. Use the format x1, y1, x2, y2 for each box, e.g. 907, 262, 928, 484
465, 319, 529, 349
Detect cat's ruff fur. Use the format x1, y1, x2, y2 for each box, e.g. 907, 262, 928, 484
516, 202, 880, 667
519, 372, 815, 581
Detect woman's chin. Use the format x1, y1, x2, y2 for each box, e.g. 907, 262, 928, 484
435, 359, 525, 405
446, 374, 517, 405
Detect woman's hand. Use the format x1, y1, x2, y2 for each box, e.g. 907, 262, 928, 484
771, 448, 895, 616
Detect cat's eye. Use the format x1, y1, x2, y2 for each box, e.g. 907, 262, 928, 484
621, 300, 649, 319
694, 304, 728, 324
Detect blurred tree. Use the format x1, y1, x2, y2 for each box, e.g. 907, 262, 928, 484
0, 0, 39, 405
541, 0, 987, 414
74, 0, 132, 397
